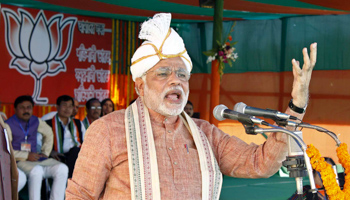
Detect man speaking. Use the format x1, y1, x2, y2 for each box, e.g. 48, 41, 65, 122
66, 13, 316, 199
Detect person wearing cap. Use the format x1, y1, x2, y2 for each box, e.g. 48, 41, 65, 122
66, 13, 317, 199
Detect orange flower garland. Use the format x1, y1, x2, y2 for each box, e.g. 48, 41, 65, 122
337, 143, 350, 197
306, 143, 350, 200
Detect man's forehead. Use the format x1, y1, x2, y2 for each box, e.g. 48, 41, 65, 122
90, 100, 101, 105
61, 100, 73, 105
150, 57, 186, 71
18, 101, 32, 106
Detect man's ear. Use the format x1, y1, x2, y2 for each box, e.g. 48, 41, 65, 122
135, 77, 145, 97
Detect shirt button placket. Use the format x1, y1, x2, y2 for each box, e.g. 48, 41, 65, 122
165, 127, 178, 168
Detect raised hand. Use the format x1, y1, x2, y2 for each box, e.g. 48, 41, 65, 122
291, 43, 317, 108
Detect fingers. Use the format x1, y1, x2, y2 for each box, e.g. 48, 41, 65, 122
302, 47, 310, 70
40, 153, 48, 158
309, 43, 317, 68
53, 155, 60, 161
294, 43, 317, 73
292, 59, 301, 77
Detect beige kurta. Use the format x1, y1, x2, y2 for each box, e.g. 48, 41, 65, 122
6, 118, 54, 160
5, 117, 60, 174
66, 107, 304, 199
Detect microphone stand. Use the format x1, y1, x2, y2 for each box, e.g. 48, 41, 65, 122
276, 120, 344, 198
243, 124, 317, 198
276, 121, 341, 146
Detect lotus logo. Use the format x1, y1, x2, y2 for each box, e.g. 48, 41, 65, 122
2, 8, 77, 104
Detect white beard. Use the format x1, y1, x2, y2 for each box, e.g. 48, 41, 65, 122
143, 83, 189, 117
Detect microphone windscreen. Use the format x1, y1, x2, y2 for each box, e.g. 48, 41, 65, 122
234, 102, 246, 113
213, 104, 227, 121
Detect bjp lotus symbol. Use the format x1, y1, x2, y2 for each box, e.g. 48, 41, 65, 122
2, 8, 77, 104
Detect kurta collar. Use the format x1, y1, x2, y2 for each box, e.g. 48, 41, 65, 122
147, 107, 179, 127
57, 115, 71, 127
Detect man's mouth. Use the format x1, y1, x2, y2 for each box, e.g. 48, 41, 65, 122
165, 90, 182, 103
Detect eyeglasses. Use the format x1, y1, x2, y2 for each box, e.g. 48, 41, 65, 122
90, 106, 102, 110
144, 67, 190, 81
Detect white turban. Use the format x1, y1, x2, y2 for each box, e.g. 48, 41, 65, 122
130, 13, 192, 81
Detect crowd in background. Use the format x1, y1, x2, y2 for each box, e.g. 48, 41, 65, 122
1, 95, 114, 200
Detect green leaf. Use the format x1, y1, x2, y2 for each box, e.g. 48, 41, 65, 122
231, 41, 238, 46
216, 40, 222, 46
202, 50, 216, 56
228, 59, 233, 67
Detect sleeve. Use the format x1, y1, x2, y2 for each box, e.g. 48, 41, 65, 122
37, 118, 54, 156
4, 123, 29, 161
212, 126, 287, 178
206, 106, 306, 179
66, 119, 112, 200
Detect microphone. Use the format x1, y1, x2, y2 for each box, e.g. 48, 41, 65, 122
234, 102, 297, 120
213, 105, 268, 125
283, 131, 308, 196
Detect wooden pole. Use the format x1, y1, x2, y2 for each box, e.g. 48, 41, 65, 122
209, 60, 220, 125
209, 0, 224, 126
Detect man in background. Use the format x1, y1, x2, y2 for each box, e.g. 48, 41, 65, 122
46, 95, 85, 178
82, 98, 101, 129
6, 95, 68, 200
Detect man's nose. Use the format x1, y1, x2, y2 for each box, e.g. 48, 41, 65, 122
168, 71, 181, 85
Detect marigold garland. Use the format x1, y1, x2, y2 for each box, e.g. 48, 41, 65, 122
306, 143, 350, 200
